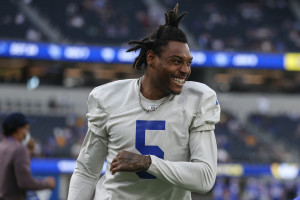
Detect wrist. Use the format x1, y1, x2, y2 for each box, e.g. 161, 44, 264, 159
144, 155, 152, 170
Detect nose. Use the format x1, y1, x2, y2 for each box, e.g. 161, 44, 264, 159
180, 63, 190, 74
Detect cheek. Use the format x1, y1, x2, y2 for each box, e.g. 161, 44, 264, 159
21, 131, 27, 139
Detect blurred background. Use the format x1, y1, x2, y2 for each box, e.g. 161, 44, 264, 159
1, 0, 300, 199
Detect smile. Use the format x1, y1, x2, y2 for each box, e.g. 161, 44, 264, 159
173, 77, 185, 84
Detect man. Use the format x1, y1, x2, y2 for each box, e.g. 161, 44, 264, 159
0, 112, 55, 200
68, 4, 220, 200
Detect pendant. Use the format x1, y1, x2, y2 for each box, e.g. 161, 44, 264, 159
147, 105, 158, 111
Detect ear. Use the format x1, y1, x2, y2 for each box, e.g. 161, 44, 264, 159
146, 50, 156, 68
12, 128, 23, 142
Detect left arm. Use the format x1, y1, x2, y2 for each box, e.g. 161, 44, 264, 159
147, 129, 217, 193
110, 129, 217, 194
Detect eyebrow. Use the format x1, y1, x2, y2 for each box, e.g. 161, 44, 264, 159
169, 55, 193, 61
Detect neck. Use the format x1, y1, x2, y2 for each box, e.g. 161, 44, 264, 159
140, 75, 169, 100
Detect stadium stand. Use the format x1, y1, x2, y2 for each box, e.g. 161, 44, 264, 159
248, 112, 300, 153
0, 0, 35, 41
161, 0, 300, 52
1, 0, 300, 51
216, 110, 285, 163
212, 176, 300, 200
30, 0, 148, 45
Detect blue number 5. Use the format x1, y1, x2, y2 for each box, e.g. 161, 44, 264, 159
135, 120, 165, 179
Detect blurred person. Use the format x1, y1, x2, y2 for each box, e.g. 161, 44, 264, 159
0, 112, 55, 200
270, 179, 284, 200
68, 4, 220, 200
213, 178, 226, 200
242, 178, 261, 200
228, 178, 240, 200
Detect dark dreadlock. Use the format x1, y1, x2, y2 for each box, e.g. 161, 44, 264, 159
126, 4, 188, 70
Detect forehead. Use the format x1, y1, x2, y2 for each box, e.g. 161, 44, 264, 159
161, 41, 192, 59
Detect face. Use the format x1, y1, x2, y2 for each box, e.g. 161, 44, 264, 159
16, 124, 30, 142
150, 41, 192, 97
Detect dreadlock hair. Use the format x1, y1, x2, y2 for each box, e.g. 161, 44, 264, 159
126, 4, 188, 70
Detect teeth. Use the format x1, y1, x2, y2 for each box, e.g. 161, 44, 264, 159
173, 78, 185, 83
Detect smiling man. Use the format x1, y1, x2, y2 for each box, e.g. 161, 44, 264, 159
68, 4, 221, 200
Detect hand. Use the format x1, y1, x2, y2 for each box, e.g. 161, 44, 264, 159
27, 138, 35, 157
45, 177, 56, 189
110, 150, 151, 175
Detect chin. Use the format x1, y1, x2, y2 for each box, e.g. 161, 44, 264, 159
170, 89, 183, 95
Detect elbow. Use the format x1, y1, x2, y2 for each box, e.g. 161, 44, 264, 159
194, 164, 217, 194
197, 176, 216, 194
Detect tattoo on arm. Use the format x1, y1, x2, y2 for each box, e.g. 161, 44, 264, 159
110, 151, 152, 174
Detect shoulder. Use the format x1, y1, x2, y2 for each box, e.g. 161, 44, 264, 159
183, 81, 217, 98
14, 141, 29, 157
89, 79, 136, 99
0, 139, 29, 160
88, 79, 138, 113
177, 81, 219, 114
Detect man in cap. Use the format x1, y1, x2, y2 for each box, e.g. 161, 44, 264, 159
0, 112, 55, 200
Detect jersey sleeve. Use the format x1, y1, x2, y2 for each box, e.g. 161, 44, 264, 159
147, 88, 220, 194
189, 89, 220, 132
68, 89, 109, 200
147, 129, 217, 194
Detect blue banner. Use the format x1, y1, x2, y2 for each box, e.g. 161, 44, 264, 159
0, 39, 286, 70
31, 159, 300, 179
31, 158, 106, 175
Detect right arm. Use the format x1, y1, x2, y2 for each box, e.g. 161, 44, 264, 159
68, 128, 108, 200
14, 146, 55, 190
68, 89, 109, 200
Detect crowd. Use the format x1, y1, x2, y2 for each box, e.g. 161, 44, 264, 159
0, 0, 42, 42
216, 110, 284, 164
162, 0, 300, 52
30, 0, 147, 45
249, 112, 300, 152
1, 0, 300, 52
212, 176, 300, 200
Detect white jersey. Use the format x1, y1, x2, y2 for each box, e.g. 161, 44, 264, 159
68, 78, 221, 200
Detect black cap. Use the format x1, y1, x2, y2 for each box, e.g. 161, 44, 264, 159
2, 112, 29, 136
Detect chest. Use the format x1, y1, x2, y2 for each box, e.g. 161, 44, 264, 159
106, 103, 193, 161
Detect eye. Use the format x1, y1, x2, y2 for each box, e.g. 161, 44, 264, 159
172, 59, 181, 65
186, 61, 192, 67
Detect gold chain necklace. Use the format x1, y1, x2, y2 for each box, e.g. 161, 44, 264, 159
138, 77, 172, 112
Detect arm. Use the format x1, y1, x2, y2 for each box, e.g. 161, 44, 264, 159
110, 130, 217, 194
14, 146, 54, 190
68, 88, 109, 200
147, 129, 217, 193
68, 128, 108, 200
147, 88, 220, 193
